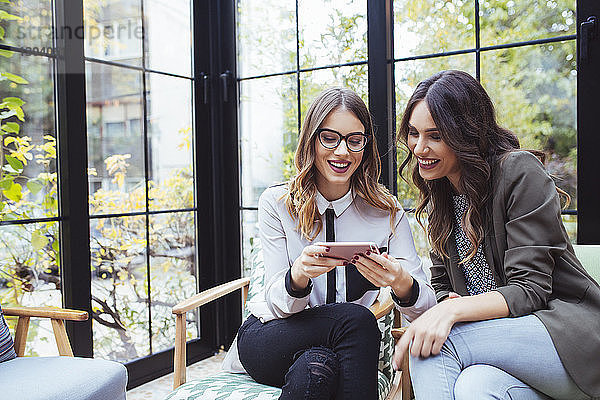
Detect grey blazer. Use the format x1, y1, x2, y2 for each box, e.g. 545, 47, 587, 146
430, 151, 600, 397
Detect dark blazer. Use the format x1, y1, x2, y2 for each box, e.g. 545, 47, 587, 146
430, 151, 600, 397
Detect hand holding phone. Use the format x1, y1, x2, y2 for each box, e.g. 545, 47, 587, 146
314, 241, 379, 262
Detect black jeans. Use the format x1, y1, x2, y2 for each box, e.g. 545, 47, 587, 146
237, 302, 381, 400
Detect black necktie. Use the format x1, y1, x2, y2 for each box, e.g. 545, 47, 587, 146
325, 208, 336, 304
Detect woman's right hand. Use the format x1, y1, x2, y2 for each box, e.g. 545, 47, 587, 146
290, 244, 342, 291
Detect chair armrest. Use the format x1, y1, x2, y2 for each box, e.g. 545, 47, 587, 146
172, 277, 251, 315
369, 289, 395, 320
3, 306, 88, 321
3, 306, 88, 357
391, 327, 407, 340
172, 277, 251, 389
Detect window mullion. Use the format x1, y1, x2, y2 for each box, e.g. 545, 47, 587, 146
54, 0, 93, 357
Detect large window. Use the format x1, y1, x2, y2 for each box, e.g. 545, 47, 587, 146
237, 0, 369, 272
393, 0, 578, 246
237, 0, 580, 268
83, 0, 198, 362
0, 0, 214, 387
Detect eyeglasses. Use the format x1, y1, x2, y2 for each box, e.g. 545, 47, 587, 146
316, 128, 371, 152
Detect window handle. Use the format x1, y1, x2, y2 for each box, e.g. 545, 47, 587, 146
200, 73, 210, 104
580, 16, 597, 64
220, 70, 232, 102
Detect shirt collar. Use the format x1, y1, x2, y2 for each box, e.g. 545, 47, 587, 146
315, 189, 355, 217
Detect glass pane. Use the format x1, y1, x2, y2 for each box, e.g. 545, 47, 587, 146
0, 53, 57, 221
241, 209, 259, 277
91, 215, 149, 362
144, 0, 192, 77
147, 73, 193, 211
480, 0, 576, 46
299, 0, 367, 69
236, 0, 297, 78
239, 74, 298, 208
0, 0, 53, 50
300, 64, 368, 121
84, 0, 143, 67
562, 213, 576, 243
394, 0, 475, 59
480, 41, 576, 206
86, 62, 145, 215
394, 54, 476, 208
0, 221, 61, 356
406, 212, 430, 271
149, 211, 198, 353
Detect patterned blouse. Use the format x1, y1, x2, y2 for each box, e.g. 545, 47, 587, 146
452, 194, 497, 295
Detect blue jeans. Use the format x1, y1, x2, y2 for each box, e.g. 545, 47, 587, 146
409, 314, 589, 400
237, 302, 381, 400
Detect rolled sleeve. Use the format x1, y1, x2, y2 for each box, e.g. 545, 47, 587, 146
430, 250, 452, 302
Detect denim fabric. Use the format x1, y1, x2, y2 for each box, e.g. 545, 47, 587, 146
237, 302, 381, 400
409, 314, 589, 400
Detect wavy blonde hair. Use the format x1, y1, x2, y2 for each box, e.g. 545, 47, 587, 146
285, 87, 399, 240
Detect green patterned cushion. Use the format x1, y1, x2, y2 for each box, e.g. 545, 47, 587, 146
376, 302, 395, 383
165, 373, 281, 399
165, 371, 391, 400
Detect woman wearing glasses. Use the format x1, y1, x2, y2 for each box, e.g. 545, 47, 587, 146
393, 70, 600, 399
223, 87, 436, 399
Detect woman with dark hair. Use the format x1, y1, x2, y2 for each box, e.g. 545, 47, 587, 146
394, 70, 600, 399
222, 87, 436, 399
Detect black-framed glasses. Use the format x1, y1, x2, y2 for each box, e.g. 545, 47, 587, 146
316, 128, 371, 152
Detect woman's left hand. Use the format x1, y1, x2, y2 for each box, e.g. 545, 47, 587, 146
353, 252, 414, 300
391, 300, 457, 370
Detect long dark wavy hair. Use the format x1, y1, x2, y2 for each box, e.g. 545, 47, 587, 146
285, 87, 398, 240
398, 70, 520, 261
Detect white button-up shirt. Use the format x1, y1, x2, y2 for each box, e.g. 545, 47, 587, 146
250, 184, 436, 322
222, 184, 436, 373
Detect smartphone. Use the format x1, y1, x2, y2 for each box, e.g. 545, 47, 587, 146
314, 241, 379, 261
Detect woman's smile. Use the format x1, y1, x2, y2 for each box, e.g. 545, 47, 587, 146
327, 159, 351, 173
416, 157, 440, 170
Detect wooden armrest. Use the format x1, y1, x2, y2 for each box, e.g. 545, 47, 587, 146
391, 327, 407, 340
3, 306, 87, 357
172, 277, 251, 315
369, 289, 395, 320
173, 277, 251, 389
3, 306, 88, 321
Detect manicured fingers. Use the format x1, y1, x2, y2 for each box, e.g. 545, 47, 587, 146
305, 244, 330, 257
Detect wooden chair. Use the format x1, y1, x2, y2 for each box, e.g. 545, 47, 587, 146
165, 241, 412, 400
0, 305, 128, 400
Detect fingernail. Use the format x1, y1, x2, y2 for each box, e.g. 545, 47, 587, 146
343, 261, 349, 266
353, 255, 359, 260
325, 247, 330, 252
366, 250, 371, 255
392, 361, 398, 371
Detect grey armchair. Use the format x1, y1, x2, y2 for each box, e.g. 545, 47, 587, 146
0, 305, 128, 400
